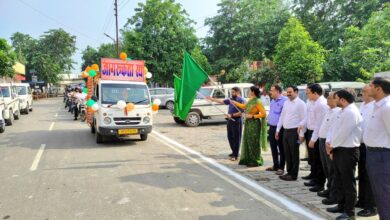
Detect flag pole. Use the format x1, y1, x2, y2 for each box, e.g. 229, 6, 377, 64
196, 91, 236, 122
207, 76, 243, 112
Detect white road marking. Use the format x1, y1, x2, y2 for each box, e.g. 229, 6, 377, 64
29, 144, 46, 171
54, 113, 58, 118
49, 122, 55, 131
151, 130, 323, 220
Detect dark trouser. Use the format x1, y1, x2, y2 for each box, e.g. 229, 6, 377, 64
305, 130, 326, 186
74, 104, 79, 119
333, 147, 359, 216
319, 138, 336, 199
366, 147, 390, 220
283, 128, 300, 178
227, 118, 242, 157
358, 144, 376, 209
268, 125, 285, 170
305, 130, 314, 169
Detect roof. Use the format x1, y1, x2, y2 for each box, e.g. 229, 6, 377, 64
149, 88, 174, 90
13, 83, 31, 86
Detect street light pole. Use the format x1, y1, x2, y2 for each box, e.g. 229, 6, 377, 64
114, 0, 119, 58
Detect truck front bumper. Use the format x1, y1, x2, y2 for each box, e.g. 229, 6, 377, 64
97, 125, 152, 136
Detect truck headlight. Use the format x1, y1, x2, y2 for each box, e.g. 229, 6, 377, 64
143, 116, 150, 124
103, 117, 112, 125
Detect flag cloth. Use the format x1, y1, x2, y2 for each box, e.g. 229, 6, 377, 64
174, 52, 209, 120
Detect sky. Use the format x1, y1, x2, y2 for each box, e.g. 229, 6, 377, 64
0, 0, 220, 73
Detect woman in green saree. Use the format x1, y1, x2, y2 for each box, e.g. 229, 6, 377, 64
231, 86, 267, 167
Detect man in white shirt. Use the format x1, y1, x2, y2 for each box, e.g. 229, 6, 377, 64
363, 77, 390, 220
318, 92, 340, 206
325, 90, 362, 220
302, 84, 329, 193
276, 85, 306, 181
356, 85, 377, 217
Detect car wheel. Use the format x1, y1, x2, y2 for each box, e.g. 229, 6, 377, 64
91, 121, 96, 134
140, 134, 148, 141
96, 132, 103, 144
0, 122, 5, 133
5, 110, 14, 126
185, 112, 201, 127
165, 101, 174, 110
14, 109, 20, 120
25, 103, 29, 115
173, 117, 185, 124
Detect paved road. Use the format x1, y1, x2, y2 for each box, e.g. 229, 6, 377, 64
0, 98, 321, 220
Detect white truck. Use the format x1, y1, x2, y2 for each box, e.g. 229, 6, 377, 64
0, 88, 5, 133
0, 83, 21, 125
15, 83, 33, 114
89, 58, 155, 144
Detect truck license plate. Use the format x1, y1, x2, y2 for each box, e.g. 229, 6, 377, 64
118, 129, 138, 135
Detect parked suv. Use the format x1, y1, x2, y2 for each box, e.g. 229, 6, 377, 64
149, 88, 174, 110
173, 83, 270, 127
15, 83, 33, 114
0, 83, 21, 125
0, 89, 5, 133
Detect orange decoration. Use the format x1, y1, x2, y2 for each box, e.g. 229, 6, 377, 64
120, 52, 127, 60
81, 71, 89, 78
91, 64, 99, 71
126, 103, 135, 112
85, 66, 92, 72
152, 104, 159, 111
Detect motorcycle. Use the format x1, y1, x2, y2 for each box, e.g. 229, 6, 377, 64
79, 103, 86, 122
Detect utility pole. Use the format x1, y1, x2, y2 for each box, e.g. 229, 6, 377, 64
114, 0, 119, 58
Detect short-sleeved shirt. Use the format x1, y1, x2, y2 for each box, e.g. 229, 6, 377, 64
224, 96, 245, 116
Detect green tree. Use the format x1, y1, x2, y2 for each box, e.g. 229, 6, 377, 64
0, 39, 16, 77
190, 46, 212, 74
122, 0, 198, 84
81, 43, 116, 70
204, 0, 290, 77
273, 17, 325, 85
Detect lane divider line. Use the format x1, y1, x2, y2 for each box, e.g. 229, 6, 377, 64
151, 130, 323, 220
49, 122, 55, 131
29, 144, 46, 171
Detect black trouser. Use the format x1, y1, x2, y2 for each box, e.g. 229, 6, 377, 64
74, 104, 79, 119
227, 118, 242, 157
319, 138, 336, 199
283, 128, 300, 178
333, 147, 359, 216
305, 129, 325, 186
358, 144, 376, 209
268, 125, 285, 170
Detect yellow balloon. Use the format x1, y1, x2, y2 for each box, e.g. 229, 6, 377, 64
91, 64, 99, 71
126, 103, 135, 112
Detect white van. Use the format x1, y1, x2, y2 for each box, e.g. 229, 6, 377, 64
298, 82, 366, 104
0, 89, 5, 133
15, 83, 33, 114
174, 83, 270, 127
0, 83, 21, 125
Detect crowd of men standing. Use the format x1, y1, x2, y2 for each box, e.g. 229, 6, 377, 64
266, 77, 390, 220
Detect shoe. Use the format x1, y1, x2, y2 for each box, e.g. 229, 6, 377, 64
73, 118, 78, 120
355, 200, 363, 208
322, 197, 337, 205
309, 185, 324, 192
304, 180, 317, 187
327, 205, 344, 213
336, 213, 355, 220
275, 169, 284, 175
228, 153, 233, 157
301, 158, 308, 161
317, 189, 330, 197
302, 174, 314, 180
266, 167, 277, 171
357, 208, 377, 217
279, 175, 297, 181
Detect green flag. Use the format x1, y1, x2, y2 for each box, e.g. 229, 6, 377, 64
175, 52, 209, 120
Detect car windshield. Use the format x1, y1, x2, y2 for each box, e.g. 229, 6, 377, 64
101, 84, 150, 105
16, 86, 27, 95
196, 88, 213, 99
1, 87, 10, 97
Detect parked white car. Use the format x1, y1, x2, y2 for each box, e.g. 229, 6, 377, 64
174, 83, 270, 127
0, 89, 6, 133
149, 88, 174, 110
15, 83, 33, 114
0, 83, 21, 125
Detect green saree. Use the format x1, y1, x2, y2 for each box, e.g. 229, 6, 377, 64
238, 98, 267, 167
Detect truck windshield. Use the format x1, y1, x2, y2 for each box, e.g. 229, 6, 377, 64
16, 86, 27, 95
0, 87, 10, 97
196, 88, 213, 99
101, 84, 150, 105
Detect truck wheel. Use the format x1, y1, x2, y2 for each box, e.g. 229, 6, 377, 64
96, 132, 103, 144
173, 117, 185, 124
14, 109, 20, 120
91, 122, 96, 134
5, 110, 13, 126
185, 112, 201, 127
25, 104, 29, 115
165, 101, 174, 110
140, 134, 148, 141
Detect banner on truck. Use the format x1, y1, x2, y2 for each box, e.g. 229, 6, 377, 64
101, 58, 145, 82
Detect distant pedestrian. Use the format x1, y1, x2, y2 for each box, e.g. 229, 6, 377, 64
363, 77, 390, 220
232, 86, 267, 167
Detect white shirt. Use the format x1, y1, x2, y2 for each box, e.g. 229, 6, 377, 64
360, 101, 374, 143
306, 96, 328, 142
261, 95, 271, 107
326, 104, 362, 148
363, 96, 390, 148
319, 107, 341, 139
277, 96, 307, 137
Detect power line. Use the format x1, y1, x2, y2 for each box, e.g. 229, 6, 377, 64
15, 0, 100, 44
